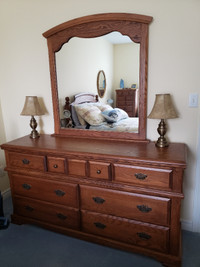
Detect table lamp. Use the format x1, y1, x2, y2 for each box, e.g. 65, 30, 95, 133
21, 96, 44, 139
148, 94, 178, 147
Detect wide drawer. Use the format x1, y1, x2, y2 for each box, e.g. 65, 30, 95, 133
7, 152, 45, 171
14, 196, 80, 230
89, 161, 111, 180
11, 174, 79, 208
81, 210, 169, 253
80, 185, 170, 226
114, 164, 172, 190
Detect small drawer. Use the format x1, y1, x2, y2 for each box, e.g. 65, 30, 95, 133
7, 152, 45, 171
81, 211, 169, 253
114, 164, 172, 190
80, 185, 170, 226
14, 196, 80, 230
11, 174, 79, 208
89, 161, 110, 180
47, 157, 66, 173
68, 159, 86, 177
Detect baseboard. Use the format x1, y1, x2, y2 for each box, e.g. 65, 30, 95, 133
1, 188, 11, 200
181, 219, 193, 232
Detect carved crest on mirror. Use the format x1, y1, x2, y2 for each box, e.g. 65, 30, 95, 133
43, 13, 153, 141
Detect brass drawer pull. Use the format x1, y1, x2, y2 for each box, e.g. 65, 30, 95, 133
94, 222, 106, 229
25, 205, 34, 212
137, 232, 151, 240
57, 213, 67, 220
96, 170, 101, 174
135, 173, 147, 180
137, 205, 152, 213
22, 183, 32, 190
22, 159, 30, 165
53, 164, 58, 168
54, 189, 66, 197
93, 197, 105, 204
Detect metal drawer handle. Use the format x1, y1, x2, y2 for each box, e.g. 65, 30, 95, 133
135, 173, 147, 180
53, 164, 58, 168
22, 159, 30, 165
94, 222, 106, 229
25, 205, 34, 212
57, 213, 67, 220
93, 197, 105, 204
137, 205, 152, 213
22, 183, 32, 190
137, 232, 151, 240
54, 190, 66, 197
97, 170, 101, 174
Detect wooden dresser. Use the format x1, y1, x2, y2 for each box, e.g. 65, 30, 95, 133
116, 89, 138, 117
1, 135, 186, 267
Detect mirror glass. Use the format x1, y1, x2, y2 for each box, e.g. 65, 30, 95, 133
56, 32, 140, 133
97, 70, 106, 98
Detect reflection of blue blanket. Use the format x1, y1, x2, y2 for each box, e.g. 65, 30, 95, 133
101, 108, 128, 123
89, 117, 139, 133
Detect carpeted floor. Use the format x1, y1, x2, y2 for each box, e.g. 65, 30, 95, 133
1, 196, 200, 267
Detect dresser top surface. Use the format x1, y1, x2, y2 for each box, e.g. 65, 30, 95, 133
1, 134, 187, 167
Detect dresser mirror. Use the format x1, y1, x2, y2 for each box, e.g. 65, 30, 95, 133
97, 70, 106, 98
43, 13, 153, 141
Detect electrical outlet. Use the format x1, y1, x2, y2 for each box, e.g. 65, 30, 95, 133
189, 93, 198, 107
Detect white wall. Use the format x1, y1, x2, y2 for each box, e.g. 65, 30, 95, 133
57, 36, 113, 114
0, 0, 200, 231
113, 43, 140, 89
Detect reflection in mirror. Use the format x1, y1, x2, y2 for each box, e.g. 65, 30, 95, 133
97, 70, 106, 98
43, 13, 153, 141
56, 32, 140, 133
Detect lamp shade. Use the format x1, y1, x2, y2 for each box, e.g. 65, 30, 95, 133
148, 94, 178, 119
21, 96, 44, 116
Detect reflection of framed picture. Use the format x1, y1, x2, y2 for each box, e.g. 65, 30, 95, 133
131, 83, 137, 89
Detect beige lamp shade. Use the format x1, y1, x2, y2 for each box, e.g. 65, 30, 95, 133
21, 96, 44, 116
148, 94, 178, 119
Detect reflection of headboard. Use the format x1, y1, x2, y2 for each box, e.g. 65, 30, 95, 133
73, 93, 99, 104
64, 93, 99, 128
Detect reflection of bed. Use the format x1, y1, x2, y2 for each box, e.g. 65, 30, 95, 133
67, 92, 139, 133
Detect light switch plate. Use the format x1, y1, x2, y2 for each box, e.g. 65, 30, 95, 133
189, 93, 198, 107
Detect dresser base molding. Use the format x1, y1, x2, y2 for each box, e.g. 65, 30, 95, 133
11, 214, 182, 267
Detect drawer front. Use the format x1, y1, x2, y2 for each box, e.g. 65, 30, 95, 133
68, 159, 86, 177
14, 196, 80, 230
81, 211, 169, 253
80, 185, 170, 226
89, 161, 110, 180
8, 152, 45, 171
47, 156, 66, 173
11, 174, 79, 208
114, 164, 172, 190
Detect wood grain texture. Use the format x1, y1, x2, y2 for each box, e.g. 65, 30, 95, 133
42, 13, 153, 141
1, 134, 186, 267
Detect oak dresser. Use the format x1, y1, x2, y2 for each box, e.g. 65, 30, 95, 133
1, 134, 186, 267
116, 89, 138, 117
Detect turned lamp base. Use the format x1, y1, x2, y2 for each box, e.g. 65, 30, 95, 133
29, 115, 40, 139
155, 119, 169, 148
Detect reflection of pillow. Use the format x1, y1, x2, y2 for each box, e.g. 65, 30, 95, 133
75, 104, 105, 126
102, 108, 129, 123
97, 104, 113, 112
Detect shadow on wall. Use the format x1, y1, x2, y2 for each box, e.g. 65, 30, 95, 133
0, 98, 10, 192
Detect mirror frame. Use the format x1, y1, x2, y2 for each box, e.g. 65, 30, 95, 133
43, 13, 153, 142
97, 70, 106, 98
